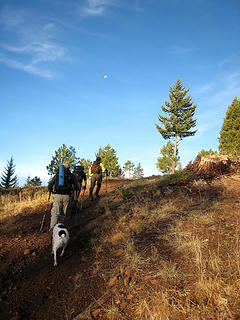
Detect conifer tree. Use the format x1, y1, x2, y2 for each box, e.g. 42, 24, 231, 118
95, 147, 104, 158
156, 141, 180, 174
0, 156, 17, 189
133, 163, 144, 179
79, 158, 92, 178
198, 149, 218, 157
123, 160, 135, 178
155, 78, 197, 173
218, 97, 240, 156
47, 144, 79, 175
25, 176, 42, 187
97, 144, 121, 177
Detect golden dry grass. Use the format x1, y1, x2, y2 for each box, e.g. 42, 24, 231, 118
0, 187, 49, 222
86, 173, 240, 319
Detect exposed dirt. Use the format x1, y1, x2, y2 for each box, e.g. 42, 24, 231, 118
0, 179, 128, 320
1, 174, 240, 320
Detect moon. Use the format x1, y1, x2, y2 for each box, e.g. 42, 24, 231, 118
103, 75, 108, 79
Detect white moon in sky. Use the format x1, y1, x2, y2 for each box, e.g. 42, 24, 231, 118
104, 75, 108, 79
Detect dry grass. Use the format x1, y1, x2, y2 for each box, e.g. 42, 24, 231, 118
0, 187, 49, 222
87, 174, 240, 319
2, 173, 240, 319
106, 305, 123, 320
110, 231, 127, 245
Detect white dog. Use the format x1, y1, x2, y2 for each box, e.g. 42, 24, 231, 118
52, 223, 69, 267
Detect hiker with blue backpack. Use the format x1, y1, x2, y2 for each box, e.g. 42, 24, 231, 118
89, 157, 106, 201
48, 163, 79, 230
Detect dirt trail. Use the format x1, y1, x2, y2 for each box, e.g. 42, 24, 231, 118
0, 179, 127, 320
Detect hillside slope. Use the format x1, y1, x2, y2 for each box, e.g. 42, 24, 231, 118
1, 172, 240, 320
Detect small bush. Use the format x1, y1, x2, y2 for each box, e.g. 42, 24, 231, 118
158, 169, 192, 187
118, 187, 133, 200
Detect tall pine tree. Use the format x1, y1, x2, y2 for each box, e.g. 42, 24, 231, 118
0, 156, 17, 189
155, 78, 197, 173
218, 97, 240, 156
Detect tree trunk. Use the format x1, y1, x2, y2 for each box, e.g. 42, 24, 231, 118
171, 135, 178, 174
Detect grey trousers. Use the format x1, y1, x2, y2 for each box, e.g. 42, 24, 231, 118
90, 174, 102, 192
50, 194, 70, 230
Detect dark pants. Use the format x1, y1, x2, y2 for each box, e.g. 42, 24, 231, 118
74, 184, 82, 201
89, 174, 102, 197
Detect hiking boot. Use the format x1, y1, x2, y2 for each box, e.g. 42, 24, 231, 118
90, 195, 94, 201
95, 193, 100, 198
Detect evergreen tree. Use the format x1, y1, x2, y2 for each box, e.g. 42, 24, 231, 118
26, 176, 31, 186
47, 144, 79, 175
98, 144, 121, 177
95, 147, 104, 158
25, 176, 42, 187
123, 160, 135, 178
0, 156, 17, 189
133, 163, 144, 179
156, 141, 180, 174
218, 97, 240, 156
198, 149, 218, 157
155, 78, 197, 174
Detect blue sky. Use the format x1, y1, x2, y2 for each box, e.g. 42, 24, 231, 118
1, 0, 240, 186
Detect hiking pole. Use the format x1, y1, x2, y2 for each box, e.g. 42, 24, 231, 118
80, 188, 85, 210
76, 189, 80, 202
40, 191, 51, 232
105, 170, 108, 208
105, 170, 108, 193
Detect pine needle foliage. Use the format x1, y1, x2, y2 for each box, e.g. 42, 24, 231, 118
218, 97, 240, 156
198, 149, 218, 157
46, 144, 79, 176
0, 156, 17, 189
155, 78, 197, 173
133, 162, 144, 179
123, 160, 135, 178
79, 158, 92, 178
25, 176, 42, 187
156, 141, 180, 174
98, 144, 121, 177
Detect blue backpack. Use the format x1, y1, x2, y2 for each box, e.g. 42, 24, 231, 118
55, 165, 72, 194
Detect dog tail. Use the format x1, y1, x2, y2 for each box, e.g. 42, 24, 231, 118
58, 230, 67, 237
